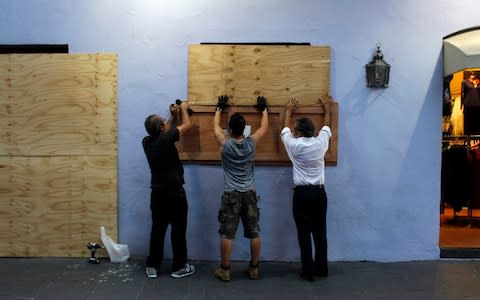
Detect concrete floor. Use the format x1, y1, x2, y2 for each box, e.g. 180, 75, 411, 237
1, 257, 480, 300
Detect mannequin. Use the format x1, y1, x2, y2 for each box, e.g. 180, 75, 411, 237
462, 71, 480, 135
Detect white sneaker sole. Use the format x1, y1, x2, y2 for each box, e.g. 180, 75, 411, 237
146, 269, 158, 279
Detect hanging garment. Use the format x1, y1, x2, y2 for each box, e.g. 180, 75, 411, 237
451, 97, 464, 136
469, 148, 480, 209
462, 79, 480, 134
464, 107, 480, 135
441, 146, 472, 212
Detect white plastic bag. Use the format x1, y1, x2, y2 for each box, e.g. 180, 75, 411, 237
100, 226, 130, 263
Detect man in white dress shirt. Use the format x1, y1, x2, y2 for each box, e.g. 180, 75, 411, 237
280, 98, 332, 282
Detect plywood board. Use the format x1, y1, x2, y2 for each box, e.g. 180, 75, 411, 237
179, 103, 338, 165
0, 156, 117, 257
0, 53, 117, 257
0, 54, 117, 156
188, 45, 330, 106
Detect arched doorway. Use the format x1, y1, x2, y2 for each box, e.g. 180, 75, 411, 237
440, 27, 480, 258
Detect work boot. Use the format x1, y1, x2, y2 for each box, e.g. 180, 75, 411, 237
248, 262, 259, 280
214, 265, 231, 282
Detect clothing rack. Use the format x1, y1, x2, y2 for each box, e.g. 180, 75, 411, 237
442, 134, 480, 139
442, 135, 480, 222
442, 134, 480, 150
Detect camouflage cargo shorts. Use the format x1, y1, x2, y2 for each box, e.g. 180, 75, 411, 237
218, 190, 260, 239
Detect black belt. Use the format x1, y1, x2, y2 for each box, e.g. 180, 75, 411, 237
294, 184, 324, 189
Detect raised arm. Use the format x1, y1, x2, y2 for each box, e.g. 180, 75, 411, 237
284, 98, 298, 129
164, 103, 180, 132
214, 109, 226, 145
213, 95, 229, 145
176, 101, 192, 136
320, 96, 332, 128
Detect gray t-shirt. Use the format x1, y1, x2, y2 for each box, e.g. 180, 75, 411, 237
221, 137, 256, 192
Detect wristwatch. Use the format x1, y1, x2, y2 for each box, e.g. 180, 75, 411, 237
216, 107, 223, 112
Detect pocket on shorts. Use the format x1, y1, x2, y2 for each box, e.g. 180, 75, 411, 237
218, 209, 226, 223
250, 191, 260, 204
222, 192, 237, 206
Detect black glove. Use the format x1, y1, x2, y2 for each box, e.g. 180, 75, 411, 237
255, 96, 268, 111
175, 99, 193, 116
217, 95, 229, 111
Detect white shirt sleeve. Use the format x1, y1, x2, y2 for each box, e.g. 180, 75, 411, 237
318, 126, 332, 139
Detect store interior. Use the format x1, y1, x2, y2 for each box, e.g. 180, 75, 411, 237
440, 27, 480, 256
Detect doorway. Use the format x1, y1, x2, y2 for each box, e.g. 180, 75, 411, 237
440, 27, 480, 258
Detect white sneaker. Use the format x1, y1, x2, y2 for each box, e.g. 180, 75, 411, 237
146, 267, 158, 278
171, 263, 196, 278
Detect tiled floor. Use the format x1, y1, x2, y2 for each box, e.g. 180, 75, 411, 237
2, 257, 480, 300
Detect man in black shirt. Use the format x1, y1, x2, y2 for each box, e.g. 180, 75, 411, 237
142, 101, 195, 279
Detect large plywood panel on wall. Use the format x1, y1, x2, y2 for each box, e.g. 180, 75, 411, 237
179, 103, 338, 165
0, 53, 117, 156
185, 44, 337, 166
0, 53, 118, 257
188, 45, 330, 106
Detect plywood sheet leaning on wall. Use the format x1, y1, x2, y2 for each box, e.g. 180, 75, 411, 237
0, 53, 118, 257
0, 54, 117, 156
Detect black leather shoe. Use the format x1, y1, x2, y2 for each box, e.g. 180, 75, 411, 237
316, 270, 328, 277
299, 269, 315, 282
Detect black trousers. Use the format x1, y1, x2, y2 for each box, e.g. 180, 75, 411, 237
292, 185, 328, 277
147, 187, 188, 271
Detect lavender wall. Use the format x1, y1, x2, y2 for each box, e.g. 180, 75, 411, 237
1, 0, 477, 262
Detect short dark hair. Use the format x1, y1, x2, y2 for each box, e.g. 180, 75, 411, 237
295, 117, 315, 137
144, 114, 162, 136
229, 113, 246, 137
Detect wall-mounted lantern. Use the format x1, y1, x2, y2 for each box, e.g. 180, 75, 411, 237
365, 43, 390, 88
